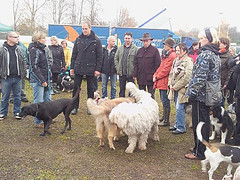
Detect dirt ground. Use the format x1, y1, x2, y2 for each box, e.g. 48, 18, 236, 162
0, 80, 233, 180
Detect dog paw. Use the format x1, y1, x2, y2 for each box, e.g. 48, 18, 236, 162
67, 128, 71, 131
209, 136, 214, 140
110, 146, 116, 150
138, 145, 147, 151
60, 131, 65, 134
201, 168, 207, 172
153, 135, 160, 141
125, 147, 134, 153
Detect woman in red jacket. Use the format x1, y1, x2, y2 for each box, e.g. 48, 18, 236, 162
153, 38, 176, 126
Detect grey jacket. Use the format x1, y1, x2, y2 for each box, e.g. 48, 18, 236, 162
0, 42, 26, 80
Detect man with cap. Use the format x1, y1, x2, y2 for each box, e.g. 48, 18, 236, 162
153, 37, 176, 126
133, 33, 161, 99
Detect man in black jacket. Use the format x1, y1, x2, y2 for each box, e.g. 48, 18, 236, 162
70, 21, 103, 115
226, 57, 240, 145
101, 36, 117, 99
0, 31, 26, 120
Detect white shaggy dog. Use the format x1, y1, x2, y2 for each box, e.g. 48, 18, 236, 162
109, 82, 160, 153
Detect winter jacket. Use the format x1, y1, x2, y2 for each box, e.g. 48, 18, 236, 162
168, 54, 193, 103
101, 45, 117, 75
28, 42, 50, 85
48, 45, 65, 73
153, 49, 177, 90
0, 41, 26, 80
114, 43, 138, 78
227, 59, 240, 98
70, 31, 103, 76
220, 50, 233, 87
187, 44, 221, 103
133, 44, 161, 85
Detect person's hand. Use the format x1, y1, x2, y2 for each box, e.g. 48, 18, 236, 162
94, 71, 100, 77
222, 85, 227, 90
70, 69, 74, 75
153, 76, 156, 82
42, 82, 48, 87
170, 85, 174, 91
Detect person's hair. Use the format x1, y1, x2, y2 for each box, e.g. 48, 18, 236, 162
82, 21, 91, 29
229, 46, 236, 55
219, 37, 230, 50
6, 31, 17, 40
50, 36, 58, 43
175, 43, 188, 53
198, 27, 219, 45
107, 35, 116, 42
192, 41, 199, 46
124, 32, 133, 38
61, 40, 67, 46
32, 31, 46, 42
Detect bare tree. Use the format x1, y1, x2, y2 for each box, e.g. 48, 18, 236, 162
23, 0, 49, 33
50, 0, 69, 24
84, 0, 101, 25
12, 0, 21, 31
114, 8, 137, 27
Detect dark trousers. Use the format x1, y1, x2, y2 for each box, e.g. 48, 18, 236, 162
72, 74, 95, 109
192, 100, 210, 159
119, 75, 134, 97
234, 98, 240, 144
138, 84, 155, 99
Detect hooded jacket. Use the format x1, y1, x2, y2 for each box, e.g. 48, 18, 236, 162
70, 30, 103, 76
187, 44, 221, 103
0, 41, 26, 80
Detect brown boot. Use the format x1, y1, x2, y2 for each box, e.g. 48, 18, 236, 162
158, 107, 170, 126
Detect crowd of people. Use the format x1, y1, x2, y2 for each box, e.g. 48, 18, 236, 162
0, 22, 240, 161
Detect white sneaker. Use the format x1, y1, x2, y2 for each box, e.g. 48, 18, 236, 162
15, 113, 22, 120
0, 114, 5, 120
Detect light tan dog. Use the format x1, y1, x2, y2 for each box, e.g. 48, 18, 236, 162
87, 97, 135, 150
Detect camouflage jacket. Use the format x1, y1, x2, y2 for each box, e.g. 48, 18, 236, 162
187, 44, 221, 103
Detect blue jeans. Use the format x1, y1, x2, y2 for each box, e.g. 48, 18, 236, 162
159, 90, 170, 108
173, 91, 186, 132
30, 83, 51, 125
101, 73, 117, 99
1, 77, 22, 116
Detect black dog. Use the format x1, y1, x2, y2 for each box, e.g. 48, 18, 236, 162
209, 106, 234, 144
19, 88, 80, 136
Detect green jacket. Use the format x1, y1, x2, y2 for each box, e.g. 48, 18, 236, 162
114, 43, 138, 78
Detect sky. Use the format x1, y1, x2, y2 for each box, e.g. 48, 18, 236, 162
0, 0, 239, 32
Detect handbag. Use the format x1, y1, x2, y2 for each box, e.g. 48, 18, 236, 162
205, 79, 222, 106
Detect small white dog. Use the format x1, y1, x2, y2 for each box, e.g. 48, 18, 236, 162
109, 82, 159, 153
197, 122, 240, 180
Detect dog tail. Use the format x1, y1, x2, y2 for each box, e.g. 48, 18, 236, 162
86, 98, 105, 116
196, 122, 211, 148
73, 88, 80, 105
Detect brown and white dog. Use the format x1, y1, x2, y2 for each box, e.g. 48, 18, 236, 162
197, 122, 240, 180
86, 97, 135, 150
209, 106, 234, 144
